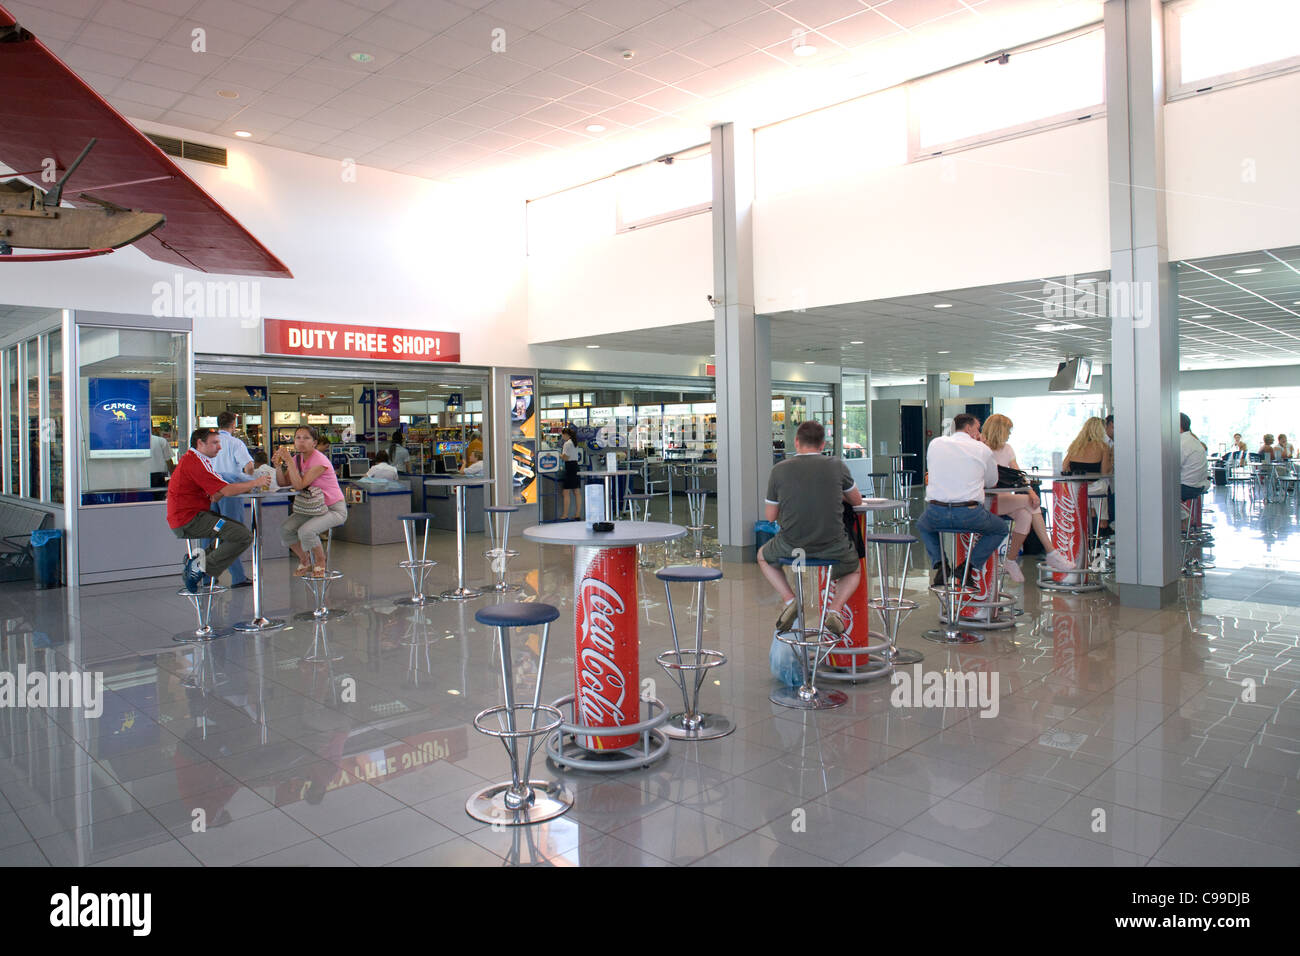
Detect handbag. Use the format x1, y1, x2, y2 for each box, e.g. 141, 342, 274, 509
995, 464, 1030, 488
292, 455, 328, 516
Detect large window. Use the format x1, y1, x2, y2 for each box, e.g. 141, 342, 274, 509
25, 339, 38, 500
1167, 0, 1300, 98
1181, 386, 1300, 456
910, 28, 1105, 157
991, 394, 1105, 472
6, 347, 17, 495
78, 326, 190, 505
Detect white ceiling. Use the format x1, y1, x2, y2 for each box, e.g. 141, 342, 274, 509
537, 246, 1300, 382
6, 0, 1103, 192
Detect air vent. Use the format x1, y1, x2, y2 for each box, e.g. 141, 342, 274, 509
145, 132, 228, 167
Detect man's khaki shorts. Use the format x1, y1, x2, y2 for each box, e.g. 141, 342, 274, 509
761, 534, 860, 580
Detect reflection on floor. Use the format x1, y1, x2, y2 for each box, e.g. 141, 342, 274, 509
0, 486, 1295, 867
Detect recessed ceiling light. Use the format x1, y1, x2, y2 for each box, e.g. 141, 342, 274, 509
793, 41, 817, 57
585, 123, 606, 133
1191, 314, 1211, 319
217, 89, 239, 99
933, 303, 953, 308
850, 340, 864, 345
804, 360, 815, 364
1035, 322, 1084, 332
350, 52, 375, 63
586, 344, 600, 349
1233, 267, 1262, 274
937, 350, 951, 354
1077, 277, 1097, 284
233, 130, 252, 138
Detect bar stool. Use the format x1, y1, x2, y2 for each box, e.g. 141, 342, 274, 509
396, 513, 438, 606
682, 486, 714, 559
924, 531, 985, 645
297, 529, 345, 621
483, 505, 520, 593
770, 555, 848, 710
622, 492, 653, 521
655, 565, 733, 740
1181, 489, 1215, 576
823, 533, 919, 681
465, 602, 573, 826
174, 539, 228, 644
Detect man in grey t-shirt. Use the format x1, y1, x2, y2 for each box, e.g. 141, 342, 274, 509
759, 420, 863, 635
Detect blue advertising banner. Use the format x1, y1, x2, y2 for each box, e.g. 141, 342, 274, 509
88, 378, 151, 459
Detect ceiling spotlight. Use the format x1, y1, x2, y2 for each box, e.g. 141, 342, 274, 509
586, 344, 601, 349
622, 50, 635, 59
937, 350, 951, 354
217, 89, 239, 99
933, 303, 953, 308
1191, 313, 1211, 318
1077, 277, 1096, 284
586, 123, 606, 132
1233, 267, 1262, 274
791, 31, 817, 57
804, 360, 815, 365
350, 52, 375, 63
850, 340, 864, 345
233, 130, 252, 138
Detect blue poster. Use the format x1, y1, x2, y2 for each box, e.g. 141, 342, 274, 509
88, 378, 151, 459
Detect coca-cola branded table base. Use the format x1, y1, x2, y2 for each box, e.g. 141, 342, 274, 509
821, 498, 909, 679
523, 521, 684, 773
1036, 476, 1105, 593
924, 531, 987, 645
934, 490, 1018, 632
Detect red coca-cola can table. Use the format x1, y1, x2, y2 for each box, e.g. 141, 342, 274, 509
1038, 474, 1104, 593
820, 497, 912, 677
523, 520, 685, 773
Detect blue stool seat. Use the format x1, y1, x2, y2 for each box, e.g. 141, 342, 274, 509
778, 556, 835, 567
475, 602, 560, 628
656, 565, 723, 583
400, 512, 435, 521
625, 493, 652, 500
483, 506, 518, 513
866, 533, 918, 544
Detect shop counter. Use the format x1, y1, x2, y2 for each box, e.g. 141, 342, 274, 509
336, 479, 413, 546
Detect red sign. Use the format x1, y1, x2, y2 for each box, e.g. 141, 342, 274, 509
705, 363, 716, 376
263, 318, 460, 363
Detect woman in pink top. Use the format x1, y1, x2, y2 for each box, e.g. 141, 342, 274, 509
273, 426, 347, 576
981, 414, 1071, 583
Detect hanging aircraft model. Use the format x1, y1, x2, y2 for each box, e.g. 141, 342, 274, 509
0, 3, 291, 276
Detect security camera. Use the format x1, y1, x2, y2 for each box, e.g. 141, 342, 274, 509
707, 294, 722, 307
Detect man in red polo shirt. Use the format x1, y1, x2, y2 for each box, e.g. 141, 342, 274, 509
168, 427, 270, 592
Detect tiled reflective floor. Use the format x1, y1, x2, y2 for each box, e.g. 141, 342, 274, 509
0, 487, 1296, 866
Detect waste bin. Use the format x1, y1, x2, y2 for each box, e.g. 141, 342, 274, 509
31, 529, 63, 589
754, 520, 779, 559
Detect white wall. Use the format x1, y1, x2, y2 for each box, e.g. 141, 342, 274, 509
0, 121, 531, 368
1165, 71, 1300, 260
525, 178, 713, 343
872, 364, 1298, 400
753, 119, 1111, 313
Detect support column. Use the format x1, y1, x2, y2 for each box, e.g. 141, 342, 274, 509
711, 122, 770, 563
1105, 0, 1181, 608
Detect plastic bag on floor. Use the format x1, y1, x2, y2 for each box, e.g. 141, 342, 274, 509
769, 631, 802, 686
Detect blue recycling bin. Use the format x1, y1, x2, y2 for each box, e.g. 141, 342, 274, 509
754, 520, 779, 559
31, 529, 63, 589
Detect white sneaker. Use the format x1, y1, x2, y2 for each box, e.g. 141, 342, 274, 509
1001, 559, 1024, 583
1044, 550, 1072, 572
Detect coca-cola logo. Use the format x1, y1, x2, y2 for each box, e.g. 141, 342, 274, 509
576, 577, 628, 726
1053, 483, 1081, 563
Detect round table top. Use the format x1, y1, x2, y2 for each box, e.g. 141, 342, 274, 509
577, 469, 639, 477
524, 520, 687, 546
986, 486, 1033, 495
424, 476, 491, 487
673, 461, 717, 469
854, 498, 905, 512
231, 488, 294, 499
1040, 473, 1104, 481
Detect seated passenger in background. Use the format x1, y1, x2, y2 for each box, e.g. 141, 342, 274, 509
1277, 433, 1293, 461
980, 414, 1071, 583
364, 450, 399, 481
251, 450, 278, 487
1062, 417, 1114, 536
1179, 413, 1209, 530
1259, 434, 1278, 461
460, 449, 485, 476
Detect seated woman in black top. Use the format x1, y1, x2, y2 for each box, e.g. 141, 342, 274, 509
1062, 417, 1114, 534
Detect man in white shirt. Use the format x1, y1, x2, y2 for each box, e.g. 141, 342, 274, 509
209, 411, 254, 587
1179, 413, 1208, 503
363, 450, 399, 481
149, 428, 174, 488
916, 413, 1008, 585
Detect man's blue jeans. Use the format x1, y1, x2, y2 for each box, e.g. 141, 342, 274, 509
916, 503, 1009, 571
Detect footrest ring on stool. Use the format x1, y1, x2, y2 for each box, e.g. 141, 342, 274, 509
545, 693, 670, 772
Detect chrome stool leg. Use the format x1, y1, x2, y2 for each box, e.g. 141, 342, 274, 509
175, 539, 230, 643
396, 514, 438, 606
297, 529, 345, 621
924, 532, 985, 644
656, 570, 732, 740
770, 561, 848, 710
466, 607, 572, 826
485, 508, 521, 593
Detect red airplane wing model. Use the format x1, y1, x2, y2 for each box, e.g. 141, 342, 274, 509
0, 3, 291, 277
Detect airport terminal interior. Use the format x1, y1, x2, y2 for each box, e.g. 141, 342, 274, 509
0, 0, 1298, 868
